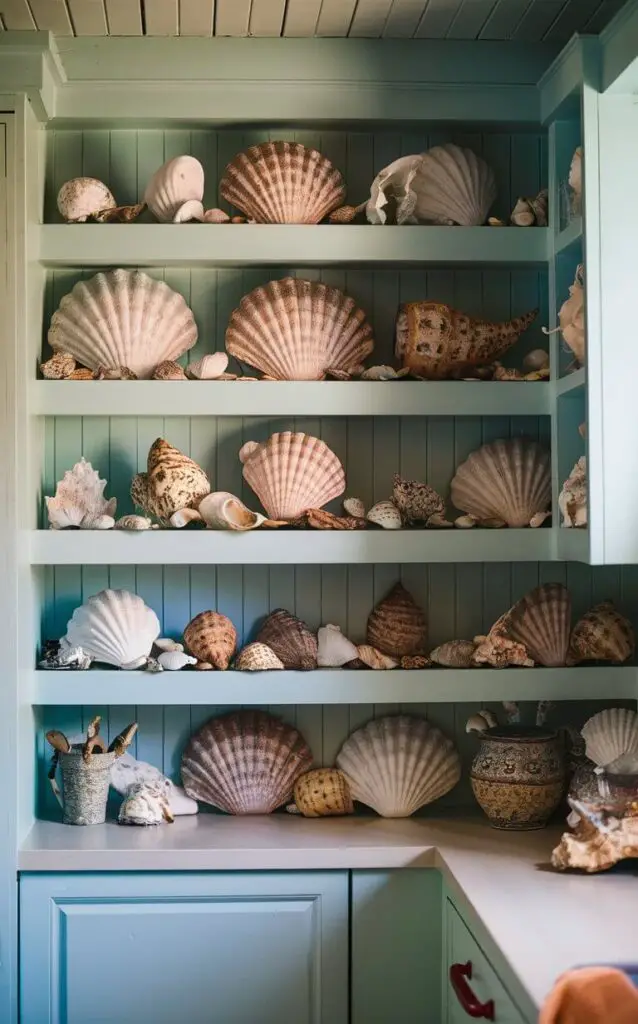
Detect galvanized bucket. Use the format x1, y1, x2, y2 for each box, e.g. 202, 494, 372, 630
52, 749, 117, 825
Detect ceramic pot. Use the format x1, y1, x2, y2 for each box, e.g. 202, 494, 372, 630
470, 726, 565, 831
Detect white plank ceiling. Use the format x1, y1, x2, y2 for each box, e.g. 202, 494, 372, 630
0, 0, 628, 38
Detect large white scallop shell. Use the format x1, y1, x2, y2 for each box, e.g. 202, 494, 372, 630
220, 141, 345, 224
450, 438, 551, 528
57, 177, 116, 223
62, 588, 160, 670
240, 431, 345, 521
181, 710, 313, 814
581, 708, 638, 768
45, 458, 117, 530
48, 270, 198, 379
144, 155, 205, 223
225, 277, 374, 381
336, 715, 461, 817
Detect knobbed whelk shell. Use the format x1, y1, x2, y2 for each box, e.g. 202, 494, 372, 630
184, 610, 237, 670
144, 155, 205, 223
317, 624, 358, 668
290, 769, 354, 818
220, 141, 345, 224
567, 602, 635, 666
225, 277, 374, 381
46, 458, 117, 530
450, 438, 551, 528
392, 474, 445, 525
240, 432, 345, 521
501, 583, 571, 668
198, 492, 267, 531
581, 708, 638, 769
62, 589, 160, 670
235, 643, 284, 672
48, 270, 198, 379
256, 609, 318, 670
181, 709, 313, 814
131, 439, 210, 525
57, 177, 116, 223
367, 583, 427, 658
336, 715, 461, 817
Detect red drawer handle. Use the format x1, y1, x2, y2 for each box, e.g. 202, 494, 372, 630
450, 961, 495, 1020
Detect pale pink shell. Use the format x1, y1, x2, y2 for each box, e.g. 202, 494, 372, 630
241, 432, 345, 521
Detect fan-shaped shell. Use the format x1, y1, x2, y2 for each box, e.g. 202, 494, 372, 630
367, 583, 427, 658
235, 643, 284, 671
256, 609, 318, 670
46, 458, 117, 530
292, 769, 354, 818
317, 624, 358, 667
181, 710, 313, 814
144, 156, 205, 223
581, 708, 638, 769
567, 602, 635, 666
501, 583, 571, 667
131, 439, 210, 525
220, 142, 345, 224
450, 438, 551, 528
184, 611, 237, 670
48, 270, 198, 379
241, 432, 345, 521
62, 589, 160, 670
226, 277, 374, 381
336, 715, 461, 817
429, 640, 476, 668
57, 177, 116, 223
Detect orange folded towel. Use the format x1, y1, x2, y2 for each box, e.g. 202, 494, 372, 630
540, 966, 638, 1023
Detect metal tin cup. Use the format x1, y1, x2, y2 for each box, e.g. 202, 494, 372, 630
55, 750, 117, 825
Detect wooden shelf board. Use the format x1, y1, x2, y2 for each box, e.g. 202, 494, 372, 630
554, 367, 586, 397
554, 216, 583, 255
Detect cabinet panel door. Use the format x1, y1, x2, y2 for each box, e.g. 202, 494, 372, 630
20, 871, 348, 1024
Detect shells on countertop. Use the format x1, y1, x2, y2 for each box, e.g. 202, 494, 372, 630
57, 177, 116, 223
317, 624, 358, 668
289, 769, 354, 818
48, 269, 198, 379
157, 651, 198, 671
131, 438, 210, 525
40, 352, 76, 379
152, 360, 188, 381
256, 609, 318, 670
144, 155, 205, 223
392, 474, 445, 525
367, 582, 427, 658
62, 588, 160, 670
240, 431, 345, 521
343, 497, 366, 518
111, 752, 197, 816
235, 642, 284, 672
429, 640, 476, 668
225, 277, 374, 381
470, 633, 534, 668
186, 353, 229, 380
356, 645, 399, 670
183, 610, 237, 670
198, 491, 267, 531
45, 458, 117, 530
220, 141, 345, 224
450, 438, 551, 528
180, 709, 313, 814
551, 806, 638, 873
366, 500, 402, 530
336, 715, 461, 817
567, 602, 635, 666
581, 708, 638, 769
114, 514, 155, 531
501, 583, 572, 668
118, 781, 174, 826
559, 456, 587, 528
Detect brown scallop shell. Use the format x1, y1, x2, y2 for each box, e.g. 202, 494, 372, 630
366, 583, 427, 658
567, 602, 635, 666
292, 769, 354, 818
500, 583, 571, 667
256, 609, 318, 670
183, 610, 237, 670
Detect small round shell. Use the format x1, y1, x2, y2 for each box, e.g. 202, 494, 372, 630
343, 497, 366, 518
187, 353, 230, 380
235, 643, 284, 671
57, 178, 116, 223
366, 501, 402, 530
291, 769, 354, 818
152, 360, 188, 381
523, 349, 549, 372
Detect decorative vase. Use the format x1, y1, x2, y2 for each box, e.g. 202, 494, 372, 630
55, 750, 117, 825
469, 726, 565, 831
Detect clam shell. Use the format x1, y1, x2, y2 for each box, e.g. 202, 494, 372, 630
581, 708, 638, 769
256, 609, 318, 670
567, 602, 635, 666
501, 583, 571, 667
131, 439, 210, 525
40, 352, 76, 379
157, 651, 197, 671
62, 588, 160, 669
235, 643, 284, 672
292, 769, 353, 818
392, 474, 445, 524
429, 640, 476, 668
241, 432, 345, 521
225, 277, 374, 381
181, 709, 313, 814
48, 270, 198, 379
356, 645, 399, 670
450, 438, 551, 528
367, 582, 427, 658
144, 155, 205, 223
343, 497, 366, 518
115, 515, 153, 531
220, 141, 345, 224
559, 456, 587, 528
187, 353, 229, 380
45, 458, 117, 530
336, 715, 461, 817
317, 624, 358, 668
366, 501, 402, 530
184, 610, 237, 670
198, 492, 266, 531
57, 177, 116, 223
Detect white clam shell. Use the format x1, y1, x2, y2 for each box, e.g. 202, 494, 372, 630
317, 624, 358, 668
241, 432, 345, 521
57, 177, 116, 223
198, 491, 266, 531
157, 651, 197, 671
343, 497, 366, 518
144, 156, 205, 223
111, 754, 198, 815
48, 270, 198, 379
187, 353, 229, 380
46, 458, 117, 530
581, 708, 638, 769
62, 588, 160, 669
366, 500, 402, 529
450, 438, 551, 528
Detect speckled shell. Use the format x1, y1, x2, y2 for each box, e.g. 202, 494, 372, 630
143, 155, 205, 223
131, 439, 210, 525
57, 177, 116, 223
336, 715, 461, 817
366, 501, 402, 530
581, 708, 638, 769
292, 769, 354, 818
181, 710, 313, 814
356, 645, 399, 670
367, 583, 427, 658
559, 456, 587, 528
429, 640, 476, 668
152, 360, 187, 380
392, 474, 445, 524
317, 624, 358, 667
114, 515, 153, 531
63, 589, 160, 670
183, 610, 237, 670
450, 438, 551, 528
46, 458, 117, 530
48, 270, 198, 379
396, 303, 537, 380
256, 609, 318, 670
567, 602, 635, 666
220, 142, 345, 224
226, 277, 374, 381
235, 643, 284, 671
40, 352, 76, 379
343, 497, 366, 518
240, 432, 345, 521
501, 583, 572, 668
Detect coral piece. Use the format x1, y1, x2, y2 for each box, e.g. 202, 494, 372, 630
183, 611, 237, 670
62, 589, 160, 669
198, 492, 267, 531
450, 438, 551, 528
40, 352, 76, 379
471, 634, 534, 669
567, 602, 635, 666
559, 456, 587, 528
144, 155, 205, 223
45, 458, 117, 530
256, 609, 318, 670
186, 353, 229, 380
392, 474, 446, 525
131, 438, 210, 525
235, 643, 284, 671
317, 624, 358, 667
367, 583, 427, 658
551, 802, 638, 873
240, 431, 345, 521
429, 640, 476, 668
356, 645, 399, 670
289, 769, 354, 817
152, 360, 188, 381
366, 500, 402, 530
581, 708, 638, 768
57, 177, 116, 223
500, 583, 572, 667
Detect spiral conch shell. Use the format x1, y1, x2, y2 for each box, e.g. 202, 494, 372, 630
46, 458, 117, 530
235, 643, 284, 671
198, 492, 267, 531
184, 610, 237, 670
131, 439, 210, 525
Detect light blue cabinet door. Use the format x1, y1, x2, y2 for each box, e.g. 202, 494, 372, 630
20, 871, 348, 1024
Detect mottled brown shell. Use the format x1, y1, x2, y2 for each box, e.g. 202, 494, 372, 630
235, 642, 284, 671
292, 769, 354, 818
184, 610, 237, 670
429, 640, 476, 668
392, 474, 445, 524
500, 583, 572, 667
567, 602, 635, 666
131, 438, 210, 525
367, 583, 427, 658
256, 609, 318, 670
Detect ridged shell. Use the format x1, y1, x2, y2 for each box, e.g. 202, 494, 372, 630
392, 474, 445, 524
157, 651, 197, 671
356, 645, 399, 670
450, 438, 551, 528
198, 492, 266, 531
181, 710, 313, 814
183, 611, 237, 670
581, 708, 638, 769
501, 583, 571, 667
367, 583, 427, 658
131, 439, 210, 525
317, 624, 358, 667
46, 458, 117, 530
241, 432, 345, 521
62, 589, 160, 669
366, 501, 402, 529
256, 609, 318, 670
429, 640, 476, 668
292, 769, 354, 818
226, 277, 374, 381
235, 643, 284, 671
152, 360, 187, 381
48, 270, 198, 379
143, 156, 205, 223
567, 602, 635, 666
220, 142, 345, 224
57, 177, 116, 223
336, 715, 461, 817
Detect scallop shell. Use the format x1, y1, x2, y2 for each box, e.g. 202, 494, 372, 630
181, 709, 313, 814
429, 640, 476, 668
240, 432, 345, 521
356, 645, 399, 670
220, 142, 345, 224
187, 353, 229, 380
317, 624, 358, 668
392, 474, 445, 525
450, 438, 551, 528
225, 277, 374, 381
336, 715, 461, 817
62, 589, 160, 670
198, 492, 267, 531
500, 583, 571, 667
235, 643, 284, 671
48, 270, 198, 379
567, 602, 635, 666
559, 456, 587, 528
291, 769, 354, 818
581, 708, 638, 769
114, 515, 154, 531
256, 609, 318, 670
57, 177, 116, 223
367, 583, 427, 658
45, 458, 117, 530
183, 611, 237, 670
144, 155, 205, 223
366, 501, 402, 530
131, 439, 210, 525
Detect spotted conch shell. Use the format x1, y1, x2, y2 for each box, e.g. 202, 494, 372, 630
46, 459, 117, 530
131, 439, 210, 525
396, 302, 537, 379
567, 602, 635, 666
